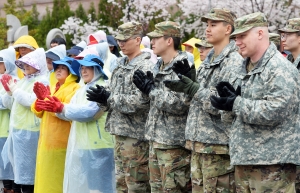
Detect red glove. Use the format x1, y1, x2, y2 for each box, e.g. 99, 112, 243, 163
35, 99, 47, 112
0, 74, 12, 92
33, 82, 51, 100
44, 96, 64, 113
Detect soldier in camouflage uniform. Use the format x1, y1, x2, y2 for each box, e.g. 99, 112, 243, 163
86, 21, 153, 193
132, 21, 191, 192
164, 8, 243, 193
278, 17, 300, 193
279, 18, 300, 70
211, 12, 300, 192
195, 36, 213, 62
268, 33, 280, 50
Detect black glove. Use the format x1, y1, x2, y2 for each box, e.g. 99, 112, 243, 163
86, 84, 110, 104
172, 59, 196, 81
164, 74, 200, 96
215, 81, 241, 97
133, 70, 155, 95
210, 86, 241, 111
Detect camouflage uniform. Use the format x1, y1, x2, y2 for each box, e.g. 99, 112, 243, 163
195, 36, 213, 48
268, 33, 280, 48
279, 18, 300, 71
229, 12, 300, 192
184, 8, 243, 193
105, 22, 153, 193
278, 17, 300, 192
146, 22, 191, 193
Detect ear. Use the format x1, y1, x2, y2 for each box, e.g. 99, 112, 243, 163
225, 24, 232, 35
257, 29, 264, 40
167, 37, 173, 46
135, 36, 142, 45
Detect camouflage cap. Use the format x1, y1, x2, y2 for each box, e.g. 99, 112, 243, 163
195, 36, 213, 48
269, 33, 280, 45
115, 21, 143, 40
147, 21, 181, 38
201, 8, 236, 26
231, 12, 268, 36
278, 18, 300, 33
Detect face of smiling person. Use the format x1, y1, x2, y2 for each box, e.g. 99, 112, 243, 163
80, 66, 94, 83
55, 64, 70, 84
235, 28, 259, 58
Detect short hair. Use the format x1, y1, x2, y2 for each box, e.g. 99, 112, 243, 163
50, 37, 66, 46
163, 36, 181, 50
223, 22, 235, 34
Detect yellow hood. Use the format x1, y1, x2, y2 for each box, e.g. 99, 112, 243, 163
182, 37, 202, 69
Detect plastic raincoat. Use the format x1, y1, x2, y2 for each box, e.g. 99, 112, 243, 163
57, 66, 115, 193
182, 37, 202, 69
95, 42, 118, 77
1, 48, 48, 185
13, 35, 39, 79
0, 47, 18, 180
31, 73, 80, 193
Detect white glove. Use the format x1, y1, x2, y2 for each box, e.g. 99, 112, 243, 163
7, 79, 18, 95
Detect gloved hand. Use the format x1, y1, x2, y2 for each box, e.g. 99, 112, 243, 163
164, 74, 200, 96
172, 59, 196, 81
133, 70, 155, 95
33, 82, 51, 100
43, 96, 64, 113
35, 99, 47, 112
86, 84, 111, 104
215, 81, 240, 97
7, 78, 18, 95
0, 74, 12, 92
210, 86, 241, 111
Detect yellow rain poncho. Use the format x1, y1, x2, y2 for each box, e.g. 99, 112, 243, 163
31, 73, 80, 193
13, 35, 39, 79
182, 37, 202, 69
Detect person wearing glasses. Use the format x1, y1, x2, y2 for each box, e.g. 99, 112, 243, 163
86, 21, 154, 192
195, 36, 213, 62
279, 18, 300, 71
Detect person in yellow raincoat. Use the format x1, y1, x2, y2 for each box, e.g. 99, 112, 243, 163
13, 35, 39, 79
182, 37, 202, 69
31, 57, 81, 193
41, 55, 115, 193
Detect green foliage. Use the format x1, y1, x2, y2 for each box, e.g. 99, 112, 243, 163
88, 2, 97, 22
75, 3, 88, 23
98, 0, 123, 29
0, 18, 9, 49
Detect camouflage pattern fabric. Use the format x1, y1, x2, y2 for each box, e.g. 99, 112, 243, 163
115, 135, 150, 193
149, 142, 191, 193
191, 150, 235, 193
195, 36, 213, 48
235, 164, 296, 193
105, 52, 154, 140
231, 12, 268, 36
230, 43, 300, 165
268, 33, 280, 46
147, 21, 181, 38
115, 21, 143, 40
185, 40, 243, 151
279, 18, 300, 33
201, 8, 237, 26
145, 51, 190, 147
287, 53, 300, 70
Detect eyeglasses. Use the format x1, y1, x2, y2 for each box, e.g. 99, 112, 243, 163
281, 33, 293, 40
117, 37, 137, 45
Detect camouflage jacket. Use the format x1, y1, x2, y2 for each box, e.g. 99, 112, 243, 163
185, 40, 243, 154
105, 52, 154, 140
231, 43, 300, 165
287, 53, 300, 71
145, 51, 189, 147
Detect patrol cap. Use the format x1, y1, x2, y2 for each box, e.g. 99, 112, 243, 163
278, 18, 300, 33
147, 21, 181, 38
269, 33, 280, 45
115, 21, 143, 41
231, 12, 268, 36
195, 36, 213, 48
201, 8, 236, 26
